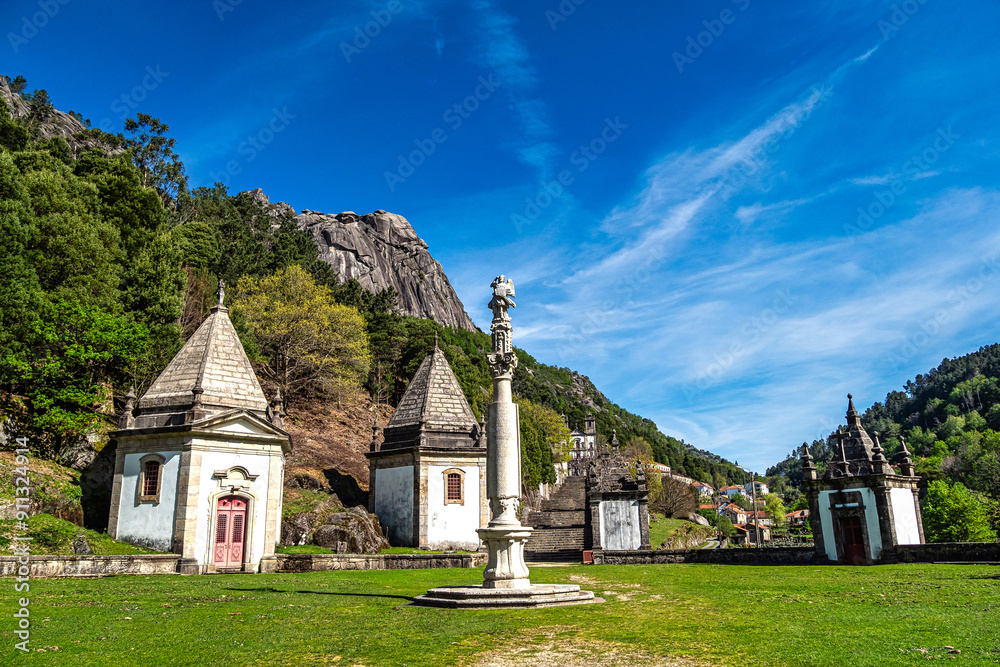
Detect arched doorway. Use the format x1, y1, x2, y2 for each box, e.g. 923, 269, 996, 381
214, 496, 247, 569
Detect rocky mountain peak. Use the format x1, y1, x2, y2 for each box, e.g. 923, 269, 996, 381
298, 208, 476, 332
241, 190, 476, 332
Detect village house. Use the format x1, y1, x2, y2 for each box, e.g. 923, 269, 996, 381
785, 509, 809, 527
720, 484, 744, 499
723, 505, 748, 524
691, 481, 715, 498
744, 480, 769, 498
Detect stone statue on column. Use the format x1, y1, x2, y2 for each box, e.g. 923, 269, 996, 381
479, 274, 532, 588
411, 274, 598, 607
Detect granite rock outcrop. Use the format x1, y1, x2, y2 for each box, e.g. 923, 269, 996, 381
297, 208, 476, 330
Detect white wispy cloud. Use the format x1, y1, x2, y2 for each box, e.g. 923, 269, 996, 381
469, 0, 558, 180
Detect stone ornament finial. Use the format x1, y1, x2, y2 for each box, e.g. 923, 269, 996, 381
217, 279, 225, 306
833, 428, 850, 477
118, 386, 136, 429
370, 415, 380, 452
267, 388, 285, 429
800, 441, 817, 480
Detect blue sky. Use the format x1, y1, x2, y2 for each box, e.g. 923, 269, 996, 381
5, 0, 1000, 471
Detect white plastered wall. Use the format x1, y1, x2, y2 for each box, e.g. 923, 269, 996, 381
373, 465, 414, 546
427, 464, 482, 550
890, 487, 921, 544
192, 450, 272, 567
117, 450, 182, 551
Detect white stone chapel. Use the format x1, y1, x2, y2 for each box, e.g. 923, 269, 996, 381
108, 286, 290, 574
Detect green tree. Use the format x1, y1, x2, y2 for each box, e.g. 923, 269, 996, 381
718, 515, 735, 539
0, 153, 42, 361
121, 113, 187, 201
231, 265, 370, 402
0, 98, 30, 152
623, 436, 655, 463
922, 480, 997, 543
75, 151, 164, 257
18, 155, 123, 311
1, 299, 147, 455
7, 75, 28, 96
764, 493, 787, 529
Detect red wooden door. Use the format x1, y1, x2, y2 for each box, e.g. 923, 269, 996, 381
840, 516, 866, 565
214, 497, 247, 568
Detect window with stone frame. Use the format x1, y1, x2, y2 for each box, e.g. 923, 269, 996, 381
137, 454, 166, 503
444, 469, 465, 505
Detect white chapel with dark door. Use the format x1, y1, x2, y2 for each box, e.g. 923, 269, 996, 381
108, 287, 291, 574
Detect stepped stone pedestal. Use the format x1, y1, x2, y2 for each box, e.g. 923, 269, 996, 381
411, 276, 600, 610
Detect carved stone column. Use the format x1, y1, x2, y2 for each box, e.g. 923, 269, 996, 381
478, 275, 533, 589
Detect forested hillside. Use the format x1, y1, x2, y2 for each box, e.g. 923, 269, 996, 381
0, 74, 746, 497
767, 345, 1000, 540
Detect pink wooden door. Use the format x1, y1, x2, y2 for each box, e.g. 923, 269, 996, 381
214, 497, 247, 568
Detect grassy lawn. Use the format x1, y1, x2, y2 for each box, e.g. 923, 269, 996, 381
13, 563, 1000, 666
0, 514, 159, 555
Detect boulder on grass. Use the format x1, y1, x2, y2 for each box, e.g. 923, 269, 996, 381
312, 506, 389, 554
689, 512, 711, 527
279, 498, 342, 546
72, 534, 93, 554
281, 512, 315, 546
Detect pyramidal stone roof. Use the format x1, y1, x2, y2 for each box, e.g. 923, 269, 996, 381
138, 303, 268, 417
385, 344, 477, 433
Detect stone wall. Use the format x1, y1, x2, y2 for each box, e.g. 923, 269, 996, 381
894, 542, 1000, 563
595, 547, 817, 566
0, 552, 486, 577
276, 552, 486, 572
0, 555, 182, 577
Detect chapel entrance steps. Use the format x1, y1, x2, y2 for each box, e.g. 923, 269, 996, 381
524, 476, 588, 563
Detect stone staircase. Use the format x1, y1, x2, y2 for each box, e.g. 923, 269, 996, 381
524, 476, 588, 562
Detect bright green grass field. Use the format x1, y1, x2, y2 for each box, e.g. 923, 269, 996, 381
9, 563, 999, 666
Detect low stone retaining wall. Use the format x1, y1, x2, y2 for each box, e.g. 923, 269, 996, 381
0, 552, 487, 577
595, 547, 817, 566
276, 552, 486, 572
0, 554, 182, 577
895, 542, 1000, 563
